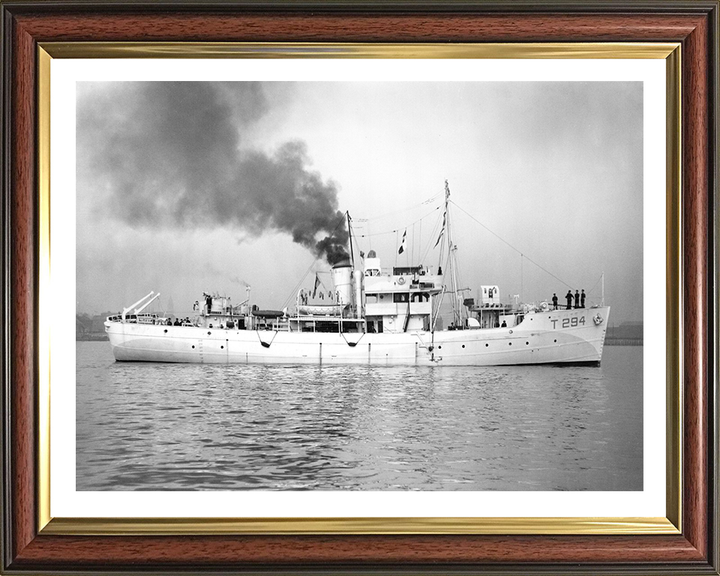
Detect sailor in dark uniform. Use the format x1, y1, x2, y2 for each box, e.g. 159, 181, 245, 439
565, 290, 573, 309
552, 293, 558, 310
581, 289, 586, 308
574, 290, 580, 309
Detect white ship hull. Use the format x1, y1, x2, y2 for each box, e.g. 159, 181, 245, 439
105, 306, 610, 367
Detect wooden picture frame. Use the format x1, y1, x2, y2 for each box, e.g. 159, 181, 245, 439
1, 1, 717, 573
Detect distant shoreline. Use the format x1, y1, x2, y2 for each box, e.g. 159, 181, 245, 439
77, 334, 109, 342
605, 338, 642, 346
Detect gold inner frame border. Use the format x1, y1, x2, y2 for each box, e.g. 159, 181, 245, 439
36, 41, 682, 536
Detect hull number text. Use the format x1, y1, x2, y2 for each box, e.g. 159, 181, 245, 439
551, 316, 586, 329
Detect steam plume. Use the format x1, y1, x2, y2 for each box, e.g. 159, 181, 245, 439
77, 82, 349, 264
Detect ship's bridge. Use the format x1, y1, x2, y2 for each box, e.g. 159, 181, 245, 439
361, 252, 442, 334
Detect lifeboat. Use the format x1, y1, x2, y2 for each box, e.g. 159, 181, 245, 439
298, 304, 347, 316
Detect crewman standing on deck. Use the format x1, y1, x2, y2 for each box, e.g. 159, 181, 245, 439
574, 290, 580, 309
581, 289, 586, 308
552, 293, 558, 310
565, 290, 573, 309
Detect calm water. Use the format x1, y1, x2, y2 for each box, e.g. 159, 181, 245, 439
77, 342, 642, 491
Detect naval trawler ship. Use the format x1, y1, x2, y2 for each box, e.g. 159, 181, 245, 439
105, 183, 609, 366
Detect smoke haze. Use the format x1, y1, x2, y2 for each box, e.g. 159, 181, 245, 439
78, 82, 348, 264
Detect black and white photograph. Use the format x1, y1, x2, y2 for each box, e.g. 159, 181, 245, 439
74, 77, 644, 493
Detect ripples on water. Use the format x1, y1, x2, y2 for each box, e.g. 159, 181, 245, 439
77, 343, 642, 491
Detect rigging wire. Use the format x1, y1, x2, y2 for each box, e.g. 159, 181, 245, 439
585, 273, 603, 298
355, 205, 441, 238
419, 211, 444, 265
353, 192, 442, 224
449, 200, 573, 289
280, 260, 317, 310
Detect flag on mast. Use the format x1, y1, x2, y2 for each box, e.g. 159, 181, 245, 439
312, 273, 320, 298
398, 229, 407, 254
434, 212, 446, 247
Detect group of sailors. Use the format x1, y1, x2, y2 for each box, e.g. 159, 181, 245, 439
551, 289, 586, 310
160, 316, 236, 329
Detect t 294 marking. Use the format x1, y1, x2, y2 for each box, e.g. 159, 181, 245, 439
551, 316, 586, 329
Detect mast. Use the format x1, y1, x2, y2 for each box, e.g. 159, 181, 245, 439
444, 182, 456, 327
347, 211, 364, 321
442, 180, 464, 329
346, 211, 355, 270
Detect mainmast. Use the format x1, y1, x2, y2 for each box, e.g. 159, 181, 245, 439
346, 211, 355, 270
346, 211, 364, 321
437, 180, 465, 329
447, 182, 465, 328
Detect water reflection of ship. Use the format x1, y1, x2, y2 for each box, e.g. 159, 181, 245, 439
106, 182, 609, 366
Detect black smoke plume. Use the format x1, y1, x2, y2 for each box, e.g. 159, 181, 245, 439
77, 82, 349, 265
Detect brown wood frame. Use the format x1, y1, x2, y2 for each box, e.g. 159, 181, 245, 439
1, 1, 717, 573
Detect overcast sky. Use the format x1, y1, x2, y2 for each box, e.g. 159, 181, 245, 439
77, 81, 643, 324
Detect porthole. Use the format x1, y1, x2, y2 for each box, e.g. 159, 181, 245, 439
221, 345, 224, 349
509, 342, 512, 346
192, 345, 195, 349
526, 341, 529, 345
462, 344, 465, 349
485, 343, 489, 347
164, 329, 168, 334
207, 331, 211, 335
438, 345, 442, 349
554, 339, 557, 343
